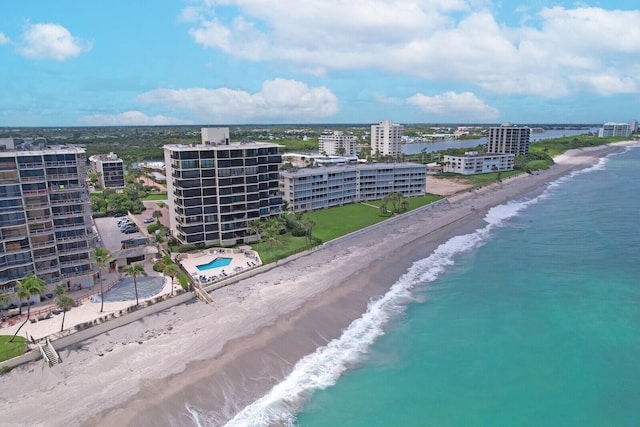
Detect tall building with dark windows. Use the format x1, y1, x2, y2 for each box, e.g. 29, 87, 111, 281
164, 128, 282, 247
89, 153, 125, 188
487, 123, 531, 156
0, 145, 96, 296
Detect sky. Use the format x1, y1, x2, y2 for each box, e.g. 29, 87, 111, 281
0, 1, 638, 127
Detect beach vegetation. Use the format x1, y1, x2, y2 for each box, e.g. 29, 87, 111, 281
9, 274, 46, 343
94, 248, 113, 313
163, 263, 180, 296
529, 135, 628, 158
178, 272, 191, 291
57, 295, 75, 332
0, 336, 26, 363
121, 263, 147, 307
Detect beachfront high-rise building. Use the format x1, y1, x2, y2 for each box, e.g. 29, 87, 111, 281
487, 123, 531, 156
89, 153, 125, 189
0, 145, 96, 296
630, 119, 638, 133
319, 131, 357, 156
281, 162, 426, 212
598, 122, 631, 137
371, 120, 403, 157
164, 128, 282, 247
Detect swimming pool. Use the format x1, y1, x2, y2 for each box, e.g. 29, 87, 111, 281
97, 276, 165, 302
196, 257, 232, 271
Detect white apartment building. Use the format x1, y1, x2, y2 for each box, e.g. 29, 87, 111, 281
443, 152, 514, 175
318, 131, 357, 156
0, 145, 96, 296
487, 123, 531, 156
598, 122, 631, 137
281, 162, 426, 212
371, 120, 404, 157
89, 152, 125, 189
164, 128, 282, 247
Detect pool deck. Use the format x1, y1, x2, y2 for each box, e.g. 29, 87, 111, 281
177, 248, 261, 286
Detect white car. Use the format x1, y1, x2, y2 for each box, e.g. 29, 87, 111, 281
143, 217, 154, 223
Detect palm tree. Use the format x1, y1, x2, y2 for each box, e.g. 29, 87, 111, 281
94, 248, 113, 313
152, 210, 163, 223
57, 295, 75, 332
300, 217, 316, 246
9, 274, 46, 343
163, 263, 180, 297
248, 219, 265, 243
122, 263, 147, 307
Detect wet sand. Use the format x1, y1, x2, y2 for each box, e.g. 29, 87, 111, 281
0, 143, 632, 427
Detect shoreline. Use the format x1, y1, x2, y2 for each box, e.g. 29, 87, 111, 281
0, 142, 634, 427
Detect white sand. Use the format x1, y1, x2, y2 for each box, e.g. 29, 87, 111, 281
0, 142, 634, 427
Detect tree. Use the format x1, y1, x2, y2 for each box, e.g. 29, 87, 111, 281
263, 217, 286, 259
94, 248, 113, 313
152, 210, 163, 223
9, 274, 46, 343
383, 192, 403, 214
300, 217, 316, 246
57, 295, 75, 332
122, 263, 147, 307
248, 219, 265, 243
163, 263, 180, 297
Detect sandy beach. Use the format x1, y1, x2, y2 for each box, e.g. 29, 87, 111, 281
0, 142, 633, 427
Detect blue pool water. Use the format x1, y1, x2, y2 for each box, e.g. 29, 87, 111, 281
196, 257, 232, 271
99, 276, 165, 302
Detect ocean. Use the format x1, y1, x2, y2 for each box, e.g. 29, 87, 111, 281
221, 144, 640, 426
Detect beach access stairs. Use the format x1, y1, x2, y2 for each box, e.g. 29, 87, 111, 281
39, 338, 62, 367
192, 282, 214, 304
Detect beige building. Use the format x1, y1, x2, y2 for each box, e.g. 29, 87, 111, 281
371, 120, 403, 157
319, 131, 357, 156
487, 123, 531, 156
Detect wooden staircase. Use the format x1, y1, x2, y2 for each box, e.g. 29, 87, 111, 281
39, 338, 62, 367
192, 282, 214, 304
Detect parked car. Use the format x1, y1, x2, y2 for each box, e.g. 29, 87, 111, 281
123, 228, 138, 234
143, 217, 154, 223
119, 221, 133, 229
113, 212, 127, 217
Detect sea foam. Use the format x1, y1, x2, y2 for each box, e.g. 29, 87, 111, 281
220, 156, 616, 426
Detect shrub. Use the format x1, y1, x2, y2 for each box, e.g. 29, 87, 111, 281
153, 262, 166, 272
147, 223, 161, 234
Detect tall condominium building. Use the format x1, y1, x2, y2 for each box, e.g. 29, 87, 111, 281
89, 152, 125, 189
319, 131, 357, 156
371, 120, 404, 157
630, 119, 638, 133
598, 122, 631, 137
281, 162, 426, 212
164, 128, 282, 247
0, 145, 96, 296
487, 123, 531, 156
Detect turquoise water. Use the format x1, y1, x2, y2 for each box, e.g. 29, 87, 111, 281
196, 257, 232, 271
222, 146, 640, 426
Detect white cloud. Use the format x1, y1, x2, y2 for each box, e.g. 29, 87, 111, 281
0, 32, 9, 45
137, 78, 339, 123
570, 73, 639, 95
183, 2, 640, 97
18, 23, 91, 60
374, 94, 398, 105
77, 111, 193, 126
406, 91, 500, 121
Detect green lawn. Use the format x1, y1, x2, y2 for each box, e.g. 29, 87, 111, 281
143, 193, 168, 201
252, 235, 309, 264
0, 335, 26, 363
456, 170, 522, 186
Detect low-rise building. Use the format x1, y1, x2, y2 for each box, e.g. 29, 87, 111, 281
443, 152, 514, 175
281, 162, 426, 212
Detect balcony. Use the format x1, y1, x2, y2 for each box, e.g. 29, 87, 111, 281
30, 239, 56, 249
17, 162, 44, 170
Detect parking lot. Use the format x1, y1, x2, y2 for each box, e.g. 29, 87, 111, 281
95, 216, 144, 253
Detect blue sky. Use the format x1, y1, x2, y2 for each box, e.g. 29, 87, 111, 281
0, 0, 638, 126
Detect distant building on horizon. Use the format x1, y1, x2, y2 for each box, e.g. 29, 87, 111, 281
164, 127, 282, 247
371, 120, 403, 157
318, 131, 357, 156
487, 123, 531, 156
630, 119, 638, 133
599, 122, 631, 137
89, 152, 125, 189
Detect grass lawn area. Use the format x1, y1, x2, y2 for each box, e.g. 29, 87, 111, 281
0, 335, 26, 363
252, 235, 309, 264
456, 169, 522, 186
143, 193, 168, 201
364, 193, 442, 210
526, 159, 551, 170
